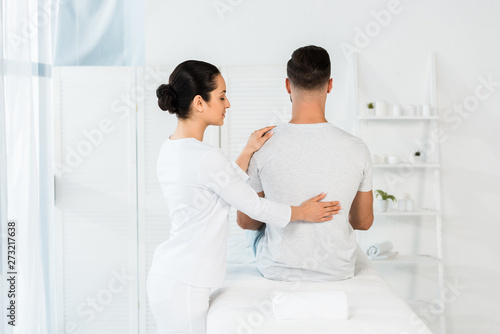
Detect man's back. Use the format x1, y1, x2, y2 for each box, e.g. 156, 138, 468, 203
247, 122, 373, 281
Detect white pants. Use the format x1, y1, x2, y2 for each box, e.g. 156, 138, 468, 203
147, 273, 211, 334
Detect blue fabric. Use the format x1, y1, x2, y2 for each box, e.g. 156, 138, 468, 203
53, 0, 145, 66
245, 224, 266, 257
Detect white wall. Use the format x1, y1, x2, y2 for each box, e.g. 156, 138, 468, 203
145, 0, 500, 332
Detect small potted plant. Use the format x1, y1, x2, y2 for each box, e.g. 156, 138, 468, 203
413, 150, 422, 163
366, 102, 375, 117
375, 189, 396, 212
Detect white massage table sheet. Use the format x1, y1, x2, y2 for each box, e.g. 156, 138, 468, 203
207, 237, 431, 334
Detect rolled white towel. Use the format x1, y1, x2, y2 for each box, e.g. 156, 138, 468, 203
271, 290, 349, 320
371, 251, 398, 260
366, 241, 393, 257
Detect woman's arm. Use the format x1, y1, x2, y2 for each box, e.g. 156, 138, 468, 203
200, 149, 340, 228
237, 192, 266, 230
237, 191, 342, 230
234, 147, 255, 173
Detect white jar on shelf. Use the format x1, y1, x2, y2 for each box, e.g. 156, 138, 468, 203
403, 193, 414, 211
422, 104, 432, 116
416, 105, 423, 116
392, 104, 402, 116
375, 100, 389, 116
397, 198, 407, 211
406, 104, 416, 116
387, 156, 399, 165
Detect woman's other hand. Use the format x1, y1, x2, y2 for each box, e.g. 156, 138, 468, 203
291, 193, 342, 222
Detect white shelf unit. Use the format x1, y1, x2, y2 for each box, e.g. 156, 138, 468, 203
373, 163, 441, 168
374, 209, 441, 216
352, 52, 445, 334
358, 116, 440, 120
371, 254, 440, 264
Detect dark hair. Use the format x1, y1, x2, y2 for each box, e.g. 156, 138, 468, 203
156, 60, 220, 119
286, 45, 331, 90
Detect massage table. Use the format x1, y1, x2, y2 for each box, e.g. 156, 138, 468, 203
207, 235, 432, 334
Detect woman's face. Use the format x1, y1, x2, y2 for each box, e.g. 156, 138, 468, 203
202, 74, 231, 126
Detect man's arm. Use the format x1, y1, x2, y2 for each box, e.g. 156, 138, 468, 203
349, 190, 374, 230
237, 191, 265, 230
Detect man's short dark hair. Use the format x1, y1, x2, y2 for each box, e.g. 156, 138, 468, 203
286, 45, 331, 90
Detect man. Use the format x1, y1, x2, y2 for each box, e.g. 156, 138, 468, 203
237, 45, 374, 282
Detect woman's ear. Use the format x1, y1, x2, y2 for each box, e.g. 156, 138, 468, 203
192, 95, 204, 113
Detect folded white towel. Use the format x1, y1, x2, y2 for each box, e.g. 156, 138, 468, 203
366, 241, 393, 258
271, 290, 349, 320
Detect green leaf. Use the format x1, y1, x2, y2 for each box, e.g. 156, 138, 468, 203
375, 189, 386, 199
375, 189, 396, 201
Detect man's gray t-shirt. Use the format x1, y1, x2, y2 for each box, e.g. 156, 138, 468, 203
247, 122, 373, 281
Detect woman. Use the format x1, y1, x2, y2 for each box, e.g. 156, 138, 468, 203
147, 60, 341, 334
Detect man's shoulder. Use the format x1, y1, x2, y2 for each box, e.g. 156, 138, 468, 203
322, 123, 361, 140
253, 122, 368, 158
324, 124, 368, 150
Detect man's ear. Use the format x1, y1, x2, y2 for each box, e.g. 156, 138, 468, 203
327, 78, 333, 93
285, 78, 292, 94
192, 95, 204, 113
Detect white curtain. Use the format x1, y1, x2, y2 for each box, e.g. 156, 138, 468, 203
53, 0, 145, 65
1, 0, 57, 333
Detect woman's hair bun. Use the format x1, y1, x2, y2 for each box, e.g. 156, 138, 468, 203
156, 84, 179, 113
156, 60, 220, 119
